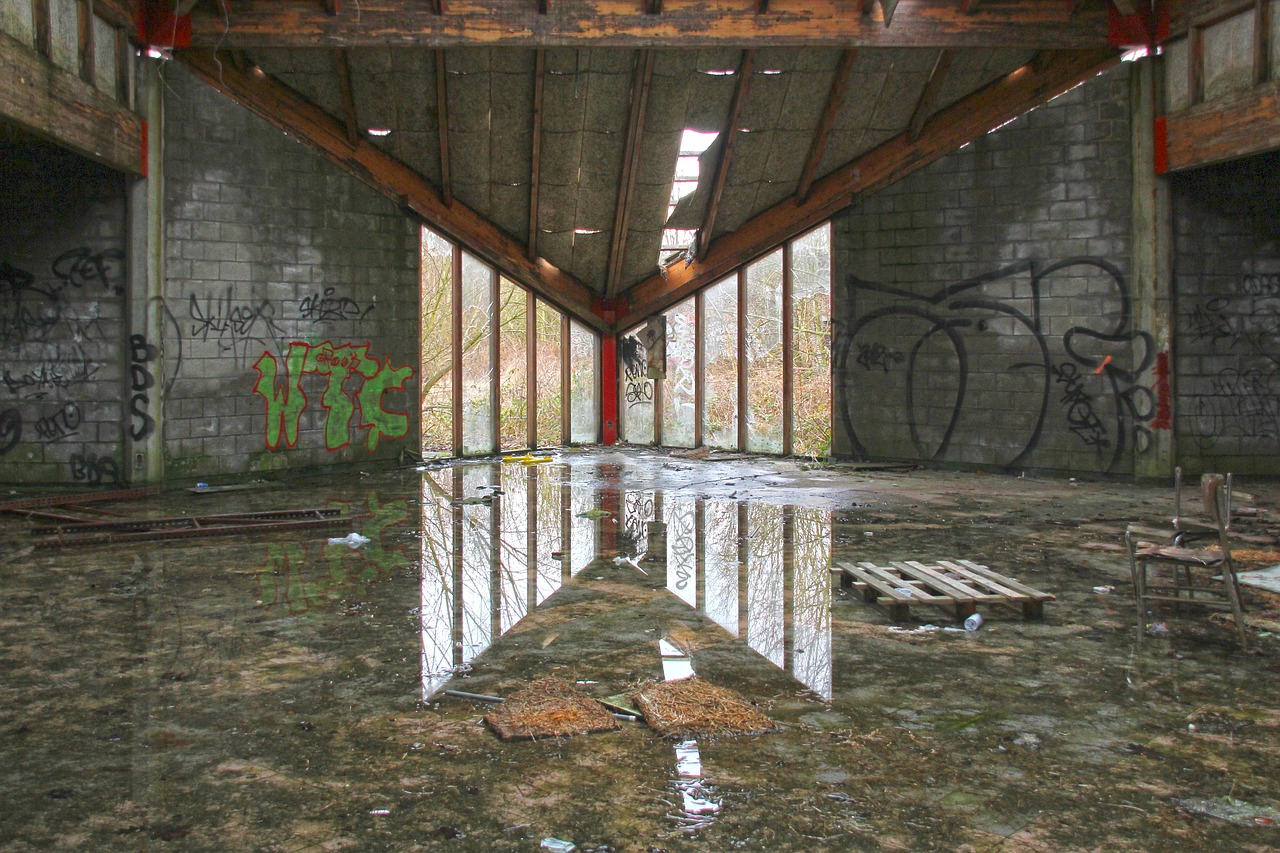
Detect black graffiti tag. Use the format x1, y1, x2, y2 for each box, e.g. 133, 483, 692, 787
298, 288, 376, 323
128, 334, 157, 441
70, 450, 121, 486
33, 402, 80, 443
1051, 363, 1110, 449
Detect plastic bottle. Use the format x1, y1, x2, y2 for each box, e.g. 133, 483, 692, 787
964, 613, 983, 632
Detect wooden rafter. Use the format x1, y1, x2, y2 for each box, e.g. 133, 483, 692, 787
908, 47, 955, 141
1165, 79, 1280, 171
1254, 0, 1270, 86
175, 49, 607, 331
795, 49, 857, 204
433, 0, 448, 14
617, 47, 1119, 329
697, 49, 755, 261
528, 48, 545, 260
435, 48, 453, 206
77, 0, 95, 85
332, 49, 359, 146
644, 0, 663, 12
182, 0, 1112, 49
33, 0, 51, 58
606, 49, 655, 299
538, 0, 551, 12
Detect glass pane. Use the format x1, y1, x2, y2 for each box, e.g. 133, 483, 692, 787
745, 251, 784, 453
620, 325, 654, 445
569, 320, 598, 444
498, 278, 528, 452
702, 275, 738, 450
663, 298, 696, 448
535, 464, 565, 604
420, 227, 453, 457
460, 252, 493, 455
790, 225, 832, 458
536, 302, 562, 448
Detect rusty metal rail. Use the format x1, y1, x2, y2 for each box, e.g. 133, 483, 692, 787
32, 512, 350, 548
32, 507, 344, 536
0, 486, 165, 514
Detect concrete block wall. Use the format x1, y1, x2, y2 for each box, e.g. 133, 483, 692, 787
1170, 151, 1280, 475
0, 141, 128, 485
162, 65, 420, 478
832, 64, 1156, 476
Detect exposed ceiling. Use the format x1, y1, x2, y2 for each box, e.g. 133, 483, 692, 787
156, 0, 1143, 330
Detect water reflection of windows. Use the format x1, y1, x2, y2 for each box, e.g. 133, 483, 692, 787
420, 470, 458, 699
746, 502, 785, 669
665, 495, 698, 608
790, 506, 833, 699
702, 499, 740, 636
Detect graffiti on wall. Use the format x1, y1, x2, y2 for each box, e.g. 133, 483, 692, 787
837, 258, 1158, 473
128, 335, 158, 441
299, 288, 377, 324
188, 286, 287, 367
70, 448, 122, 486
253, 340, 413, 452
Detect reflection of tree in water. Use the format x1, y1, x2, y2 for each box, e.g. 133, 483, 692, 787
746, 502, 785, 668
790, 506, 832, 698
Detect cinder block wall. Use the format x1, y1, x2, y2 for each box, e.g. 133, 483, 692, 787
832, 65, 1151, 476
162, 65, 420, 478
0, 143, 128, 485
1170, 151, 1280, 476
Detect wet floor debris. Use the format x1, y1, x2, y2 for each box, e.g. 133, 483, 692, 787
1173, 796, 1280, 827
633, 676, 777, 739
484, 677, 620, 741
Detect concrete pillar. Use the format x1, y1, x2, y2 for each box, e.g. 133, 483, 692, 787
1130, 55, 1175, 482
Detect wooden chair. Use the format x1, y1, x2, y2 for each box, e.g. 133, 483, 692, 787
1125, 472, 1249, 649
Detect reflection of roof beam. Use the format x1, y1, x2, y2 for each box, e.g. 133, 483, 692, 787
606, 49, 655, 299
697, 49, 754, 261
795, 49, 857, 204
183, 1, 1112, 49
176, 50, 606, 331
908, 48, 955, 141
618, 48, 1118, 329
0, 29, 144, 174
435, 49, 453, 206
527, 48, 545, 260
332, 49, 359, 146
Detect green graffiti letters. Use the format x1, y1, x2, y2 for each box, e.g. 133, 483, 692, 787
253, 341, 413, 451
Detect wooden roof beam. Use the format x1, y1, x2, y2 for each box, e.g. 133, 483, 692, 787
644, 0, 663, 12
697, 48, 755, 261
527, 48, 545, 260
605, 49, 655, 299
617, 47, 1119, 329
795, 49, 857, 205
435, 48, 453, 206
182, 0, 1112, 49
176, 49, 607, 332
332, 49, 359, 147
907, 47, 955, 141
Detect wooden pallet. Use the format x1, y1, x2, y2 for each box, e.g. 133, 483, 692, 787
834, 559, 1055, 622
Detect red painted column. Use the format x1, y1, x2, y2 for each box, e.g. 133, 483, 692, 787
601, 333, 618, 445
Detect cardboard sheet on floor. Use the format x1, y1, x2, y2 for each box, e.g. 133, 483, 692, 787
484, 677, 619, 741
1237, 564, 1280, 594
633, 676, 777, 739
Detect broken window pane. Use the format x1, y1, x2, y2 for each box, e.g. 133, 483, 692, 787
420, 227, 454, 457
745, 250, 784, 453
569, 320, 598, 444
460, 252, 494, 456
536, 301, 563, 448
790, 224, 832, 458
663, 298, 696, 448
498, 278, 528, 452
702, 274, 739, 450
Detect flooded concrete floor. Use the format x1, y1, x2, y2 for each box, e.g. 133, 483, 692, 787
1, 449, 1279, 851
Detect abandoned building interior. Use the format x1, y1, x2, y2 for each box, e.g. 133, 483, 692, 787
3, 0, 1280, 849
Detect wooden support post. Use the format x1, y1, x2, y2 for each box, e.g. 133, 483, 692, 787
33, 0, 52, 58
526, 289, 537, 450
451, 245, 463, 457
781, 239, 793, 456
736, 267, 747, 452
528, 48, 545, 260
435, 48, 453, 206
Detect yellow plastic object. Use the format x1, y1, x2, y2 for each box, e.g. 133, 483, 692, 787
501, 454, 554, 465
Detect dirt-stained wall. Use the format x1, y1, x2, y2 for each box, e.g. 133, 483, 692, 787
831, 65, 1158, 476
161, 64, 421, 479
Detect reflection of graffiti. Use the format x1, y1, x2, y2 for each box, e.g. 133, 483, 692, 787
189, 287, 286, 365
298, 288, 376, 323
837, 258, 1155, 472
33, 402, 80, 443
128, 334, 157, 441
0, 409, 20, 455
70, 449, 121, 486
855, 341, 904, 373
253, 340, 413, 451
257, 496, 411, 613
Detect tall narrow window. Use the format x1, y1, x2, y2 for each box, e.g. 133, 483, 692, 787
663, 298, 696, 448
620, 324, 654, 445
460, 252, 494, 455
498, 277, 528, 451
790, 224, 832, 458
569, 320, 598, 444
701, 274, 739, 450
536, 301, 562, 447
745, 250, 784, 453
420, 227, 454, 457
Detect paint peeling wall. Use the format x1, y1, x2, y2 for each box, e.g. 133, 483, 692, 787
832, 65, 1150, 475
0, 144, 128, 485
162, 64, 420, 478
1171, 151, 1280, 476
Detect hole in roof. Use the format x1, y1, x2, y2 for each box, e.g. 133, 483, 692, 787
367, 128, 392, 137
574, 228, 603, 235
701, 69, 736, 76
1120, 45, 1161, 61
759, 69, 783, 75
659, 129, 720, 263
